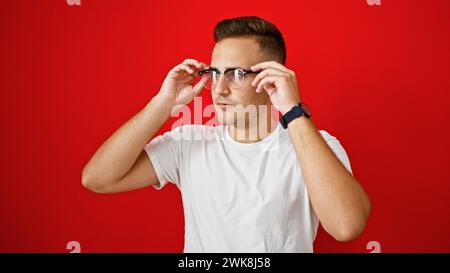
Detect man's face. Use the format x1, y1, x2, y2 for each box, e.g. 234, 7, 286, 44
209, 37, 271, 127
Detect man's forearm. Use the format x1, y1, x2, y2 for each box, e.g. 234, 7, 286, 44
82, 96, 172, 186
287, 116, 371, 241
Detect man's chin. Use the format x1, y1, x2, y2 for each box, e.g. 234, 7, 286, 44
215, 112, 235, 127
220, 118, 235, 127
215, 108, 234, 125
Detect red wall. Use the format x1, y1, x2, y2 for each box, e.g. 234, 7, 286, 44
1, 0, 449, 252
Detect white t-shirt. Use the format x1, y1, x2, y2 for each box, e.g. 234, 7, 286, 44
144, 122, 352, 253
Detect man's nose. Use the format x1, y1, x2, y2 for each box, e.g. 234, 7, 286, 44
214, 75, 230, 96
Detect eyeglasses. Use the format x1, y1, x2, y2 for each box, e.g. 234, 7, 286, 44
198, 67, 259, 90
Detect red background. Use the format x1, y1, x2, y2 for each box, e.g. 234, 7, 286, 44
1, 0, 449, 253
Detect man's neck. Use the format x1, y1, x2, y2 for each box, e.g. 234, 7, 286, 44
228, 116, 278, 143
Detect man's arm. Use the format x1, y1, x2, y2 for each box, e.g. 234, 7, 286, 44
81, 59, 207, 194
288, 116, 371, 242
81, 97, 171, 193
250, 61, 371, 242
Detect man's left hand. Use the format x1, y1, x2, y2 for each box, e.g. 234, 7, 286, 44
251, 61, 301, 115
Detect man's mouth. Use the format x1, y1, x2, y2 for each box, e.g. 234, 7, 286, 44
217, 102, 233, 110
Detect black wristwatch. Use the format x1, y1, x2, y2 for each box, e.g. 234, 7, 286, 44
280, 103, 312, 129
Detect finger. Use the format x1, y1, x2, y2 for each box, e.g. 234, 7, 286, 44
256, 76, 278, 93
251, 68, 287, 87
182, 60, 208, 78
182, 59, 207, 70
193, 63, 207, 77
192, 76, 209, 96
173, 64, 195, 74
251, 61, 290, 73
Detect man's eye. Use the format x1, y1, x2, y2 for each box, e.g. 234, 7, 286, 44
227, 69, 243, 80
211, 71, 220, 81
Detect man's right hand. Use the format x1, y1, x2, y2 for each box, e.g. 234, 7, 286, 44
155, 58, 208, 113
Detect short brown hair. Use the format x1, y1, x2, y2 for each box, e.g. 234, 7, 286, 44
213, 16, 286, 64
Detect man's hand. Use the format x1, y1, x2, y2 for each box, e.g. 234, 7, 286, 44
156, 58, 208, 114
250, 61, 301, 115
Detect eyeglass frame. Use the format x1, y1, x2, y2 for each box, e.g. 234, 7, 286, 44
198, 67, 259, 89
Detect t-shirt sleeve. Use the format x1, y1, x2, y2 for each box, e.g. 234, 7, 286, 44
144, 126, 183, 190
319, 130, 353, 175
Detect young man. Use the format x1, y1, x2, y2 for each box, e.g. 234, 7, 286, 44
82, 16, 371, 252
